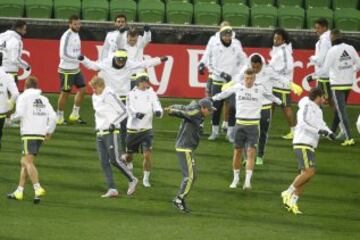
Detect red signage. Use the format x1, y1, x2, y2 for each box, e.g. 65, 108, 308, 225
17, 39, 360, 104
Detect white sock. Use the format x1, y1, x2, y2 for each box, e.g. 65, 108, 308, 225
285, 185, 296, 195
33, 183, 41, 191
222, 121, 228, 128
72, 105, 80, 116
143, 171, 150, 181
290, 194, 299, 205
16, 186, 24, 193
245, 170, 253, 185
227, 126, 234, 137
212, 125, 219, 135
290, 127, 295, 133
57, 110, 64, 117
233, 169, 240, 181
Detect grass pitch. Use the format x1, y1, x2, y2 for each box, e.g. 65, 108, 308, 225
0, 95, 359, 240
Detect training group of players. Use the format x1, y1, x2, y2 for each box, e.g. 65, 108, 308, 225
0, 14, 359, 214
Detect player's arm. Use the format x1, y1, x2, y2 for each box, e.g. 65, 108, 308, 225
262, 88, 282, 106
60, 33, 79, 64
6, 74, 19, 109
349, 46, 360, 71
80, 56, 103, 71
268, 69, 303, 96
140, 25, 152, 48
212, 86, 237, 101
127, 56, 167, 71
99, 33, 111, 61
10, 95, 25, 122
314, 49, 334, 78
125, 92, 137, 118
165, 104, 193, 121
45, 98, 57, 137
9, 40, 29, 70
151, 90, 163, 118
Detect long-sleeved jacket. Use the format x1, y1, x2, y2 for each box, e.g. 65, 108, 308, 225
168, 101, 204, 151
208, 38, 248, 82
58, 29, 81, 71
92, 87, 127, 131
126, 86, 162, 130
310, 30, 331, 79
268, 43, 294, 91
0, 30, 29, 72
99, 30, 127, 61
293, 97, 332, 149
213, 83, 281, 121
0, 67, 19, 115
11, 88, 57, 138
315, 43, 360, 90
82, 56, 161, 97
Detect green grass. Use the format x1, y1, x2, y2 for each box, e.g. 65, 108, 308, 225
0, 95, 359, 240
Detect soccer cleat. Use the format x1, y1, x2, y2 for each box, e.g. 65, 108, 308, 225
33, 196, 41, 204
256, 156, 263, 165
281, 190, 292, 205
76, 118, 87, 125
7, 191, 23, 201
143, 179, 151, 188
229, 179, 239, 189
282, 132, 294, 140
341, 139, 355, 146
35, 187, 46, 197
127, 178, 138, 196
172, 197, 190, 213
208, 132, 219, 141
101, 189, 119, 198
56, 116, 65, 125
242, 182, 252, 190
226, 133, 235, 143
68, 114, 80, 122
287, 204, 302, 215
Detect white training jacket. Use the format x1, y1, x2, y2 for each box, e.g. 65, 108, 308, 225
58, 29, 81, 72
315, 43, 360, 89
0, 67, 19, 115
99, 30, 127, 61
92, 87, 127, 131
293, 96, 332, 149
11, 88, 57, 138
82, 56, 161, 97
0, 30, 29, 72
126, 86, 163, 130
208, 38, 248, 82
309, 30, 331, 79
116, 31, 152, 74
268, 43, 294, 91
212, 83, 281, 121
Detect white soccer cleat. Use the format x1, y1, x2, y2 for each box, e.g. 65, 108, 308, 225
127, 178, 138, 196
242, 182, 252, 190
229, 179, 239, 189
142, 179, 151, 188
101, 189, 119, 198
208, 132, 219, 141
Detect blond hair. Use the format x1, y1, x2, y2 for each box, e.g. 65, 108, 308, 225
25, 76, 39, 89
89, 76, 105, 88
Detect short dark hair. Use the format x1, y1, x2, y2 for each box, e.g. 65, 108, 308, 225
273, 28, 290, 44
309, 87, 324, 101
68, 15, 80, 23
250, 54, 263, 64
314, 18, 329, 28
115, 14, 127, 22
12, 20, 26, 30
331, 29, 344, 45
244, 68, 255, 75
127, 26, 138, 37
25, 76, 39, 89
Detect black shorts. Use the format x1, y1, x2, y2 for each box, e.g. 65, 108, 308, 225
294, 146, 316, 170
21, 138, 44, 156
126, 129, 153, 154
317, 79, 332, 100
234, 122, 259, 149
59, 71, 85, 92
273, 89, 292, 107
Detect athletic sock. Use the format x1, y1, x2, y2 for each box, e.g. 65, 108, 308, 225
290, 127, 295, 133
71, 105, 80, 116
143, 171, 150, 181
227, 126, 234, 137
16, 186, 24, 193
222, 121, 228, 129
57, 110, 64, 118
285, 185, 296, 195
212, 125, 219, 135
245, 170, 253, 185
233, 169, 240, 181
33, 183, 41, 191
290, 194, 299, 205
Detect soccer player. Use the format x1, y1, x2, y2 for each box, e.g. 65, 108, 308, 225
125, 73, 163, 187
7, 76, 57, 204
314, 29, 360, 146
205, 26, 248, 141
165, 98, 215, 213
89, 76, 138, 197
281, 87, 335, 215
99, 14, 127, 61
269, 28, 296, 140
212, 69, 282, 189
56, 15, 86, 125
0, 52, 19, 150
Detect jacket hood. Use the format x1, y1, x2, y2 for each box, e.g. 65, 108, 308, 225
298, 96, 309, 108
23, 88, 42, 96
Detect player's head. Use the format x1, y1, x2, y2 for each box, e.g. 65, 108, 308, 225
220, 26, 233, 46
13, 20, 27, 36
115, 14, 127, 29
199, 98, 216, 117
314, 18, 328, 36
309, 87, 325, 105
25, 76, 39, 89
219, 21, 230, 30
330, 29, 344, 45
89, 76, 105, 95
250, 54, 263, 74
127, 26, 139, 46
135, 72, 150, 89
112, 49, 128, 69
243, 68, 256, 88
68, 15, 81, 33
273, 28, 290, 46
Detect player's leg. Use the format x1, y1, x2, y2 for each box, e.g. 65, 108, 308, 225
243, 124, 259, 189
141, 130, 154, 187
57, 72, 71, 124
230, 124, 244, 188
222, 99, 229, 134
0, 117, 5, 149
226, 95, 236, 143
281, 92, 295, 139
332, 90, 353, 145
209, 83, 223, 140
96, 135, 118, 198
257, 107, 271, 165
69, 72, 86, 122
7, 157, 27, 200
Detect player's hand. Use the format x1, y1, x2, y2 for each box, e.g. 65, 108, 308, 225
109, 123, 116, 133
306, 75, 315, 83
154, 111, 162, 118
119, 26, 128, 33
77, 55, 84, 61
198, 63, 205, 75
220, 72, 232, 82
318, 129, 330, 136
135, 112, 145, 119
328, 133, 336, 140
164, 107, 172, 114
7, 99, 15, 111
143, 24, 151, 32
45, 134, 52, 140
160, 56, 168, 62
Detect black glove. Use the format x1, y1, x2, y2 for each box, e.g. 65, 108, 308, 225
318, 129, 330, 136
160, 56, 168, 62
307, 75, 315, 83
220, 72, 232, 82
25, 66, 31, 71
119, 26, 128, 33
143, 24, 150, 32
154, 111, 162, 117
328, 133, 336, 140
135, 112, 145, 119
77, 55, 84, 61
109, 124, 115, 133
198, 63, 205, 75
